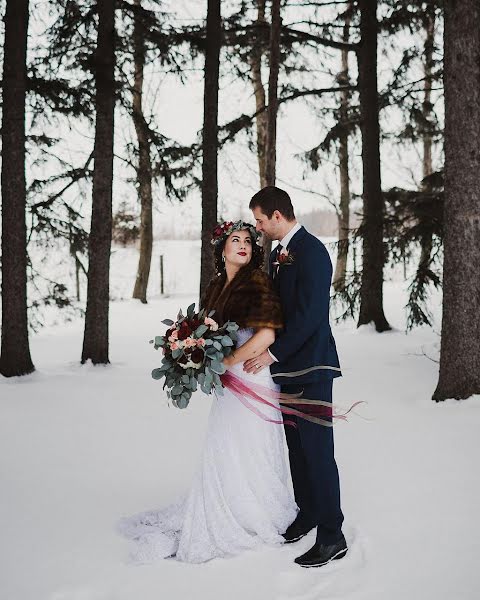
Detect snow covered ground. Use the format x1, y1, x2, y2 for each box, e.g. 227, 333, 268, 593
1, 240, 479, 600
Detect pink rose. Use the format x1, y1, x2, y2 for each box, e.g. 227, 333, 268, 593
170, 341, 179, 351
204, 317, 219, 331
197, 338, 206, 346
184, 337, 197, 348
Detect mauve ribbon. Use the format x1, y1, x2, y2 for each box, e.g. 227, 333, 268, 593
220, 370, 363, 428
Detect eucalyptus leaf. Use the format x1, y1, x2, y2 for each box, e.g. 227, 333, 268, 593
187, 303, 196, 318
177, 396, 189, 409
213, 341, 222, 351
172, 348, 183, 359
162, 319, 174, 326
151, 368, 166, 380
155, 336, 165, 346
221, 336, 234, 346
181, 374, 190, 384
171, 384, 183, 396
195, 324, 208, 337
210, 360, 226, 375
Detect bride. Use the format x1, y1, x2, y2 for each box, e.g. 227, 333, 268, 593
118, 220, 298, 563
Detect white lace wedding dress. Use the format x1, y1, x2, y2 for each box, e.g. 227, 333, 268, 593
118, 328, 298, 564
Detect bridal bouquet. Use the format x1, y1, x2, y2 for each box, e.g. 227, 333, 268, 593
151, 303, 239, 409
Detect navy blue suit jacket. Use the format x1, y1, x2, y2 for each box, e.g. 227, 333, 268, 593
269, 226, 342, 386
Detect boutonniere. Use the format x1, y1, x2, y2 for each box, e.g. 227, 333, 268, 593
273, 248, 295, 266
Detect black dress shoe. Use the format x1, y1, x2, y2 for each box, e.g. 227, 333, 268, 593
294, 535, 348, 568
282, 517, 315, 544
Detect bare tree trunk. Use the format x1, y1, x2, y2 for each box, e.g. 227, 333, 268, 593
333, 4, 352, 292
199, 0, 221, 299
0, 0, 34, 377
433, 0, 480, 401
419, 8, 435, 269
357, 0, 390, 331
132, 0, 153, 304
262, 0, 282, 267
249, 0, 268, 188
81, 0, 115, 364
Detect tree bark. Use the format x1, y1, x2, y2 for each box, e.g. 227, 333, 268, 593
199, 0, 221, 299
132, 0, 153, 304
0, 0, 34, 377
333, 4, 352, 292
81, 0, 115, 364
433, 0, 480, 401
357, 0, 390, 331
419, 8, 435, 269
262, 0, 282, 267
249, 0, 268, 189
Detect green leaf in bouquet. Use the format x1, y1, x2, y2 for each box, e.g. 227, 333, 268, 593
154, 336, 165, 347
187, 303, 196, 319
162, 319, 174, 326
190, 376, 197, 391
171, 348, 183, 359
210, 360, 226, 375
177, 308, 184, 321
215, 351, 225, 361
206, 346, 218, 358
171, 384, 184, 396
151, 368, 166, 380
176, 394, 190, 409
204, 369, 213, 387
213, 341, 222, 351
198, 372, 206, 386
195, 324, 208, 337
181, 374, 190, 384
204, 338, 213, 346
221, 336, 234, 346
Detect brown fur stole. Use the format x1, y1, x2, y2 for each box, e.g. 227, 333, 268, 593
201, 267, 283, 330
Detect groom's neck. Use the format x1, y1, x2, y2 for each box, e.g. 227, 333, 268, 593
277, 219, 298, 242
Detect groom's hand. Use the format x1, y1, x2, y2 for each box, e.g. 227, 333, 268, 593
243, 350, 274, 374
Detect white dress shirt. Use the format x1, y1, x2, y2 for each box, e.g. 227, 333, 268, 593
268, 222, 302, 363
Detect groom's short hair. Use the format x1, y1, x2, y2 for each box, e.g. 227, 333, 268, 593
249, 186, 295, 221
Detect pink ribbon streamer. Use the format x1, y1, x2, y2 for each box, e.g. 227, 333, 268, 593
220, 370, 363, 428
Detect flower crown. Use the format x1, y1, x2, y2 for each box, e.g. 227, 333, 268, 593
210, 220, 261, 246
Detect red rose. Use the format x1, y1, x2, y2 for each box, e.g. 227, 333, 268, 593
191, 348, 205, 363
178, 321, 192, 340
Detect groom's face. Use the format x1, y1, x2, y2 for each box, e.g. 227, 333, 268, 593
252, 207, 281, 241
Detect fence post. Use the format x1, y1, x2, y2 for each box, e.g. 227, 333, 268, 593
160, 255, 164, 295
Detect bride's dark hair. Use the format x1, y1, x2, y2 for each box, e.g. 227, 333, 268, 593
213, 227, 264, 275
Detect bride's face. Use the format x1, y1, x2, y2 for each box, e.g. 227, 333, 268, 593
223, 229, 253, 269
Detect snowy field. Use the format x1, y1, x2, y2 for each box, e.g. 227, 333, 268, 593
1, 239, 480, 600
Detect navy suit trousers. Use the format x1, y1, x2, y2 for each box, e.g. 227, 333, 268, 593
282, 380, 344, 545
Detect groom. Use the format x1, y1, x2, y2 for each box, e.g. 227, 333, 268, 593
245, 185, 347, 568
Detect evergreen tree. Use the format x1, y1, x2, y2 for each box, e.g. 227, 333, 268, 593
433, 0, 480, 401
0, 0, 35, 377
200, 0, 222, 299
357, 0, 391, 331
131, 0, 153, 304
81, 0, 116, 364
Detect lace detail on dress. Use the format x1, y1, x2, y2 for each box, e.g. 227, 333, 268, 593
118, 328, 297, 563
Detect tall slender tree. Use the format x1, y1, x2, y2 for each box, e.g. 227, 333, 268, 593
433, 0, 480, 401
249, 0, 268, 189
200, 0, 221, 299
357, 0, 390, 331
0, 0, 35, 378
333, 2, 353, 292
418, 6, 436, 270
262, 0, 281, 266
81, 0, 116, 364
131, 0, 154, 304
